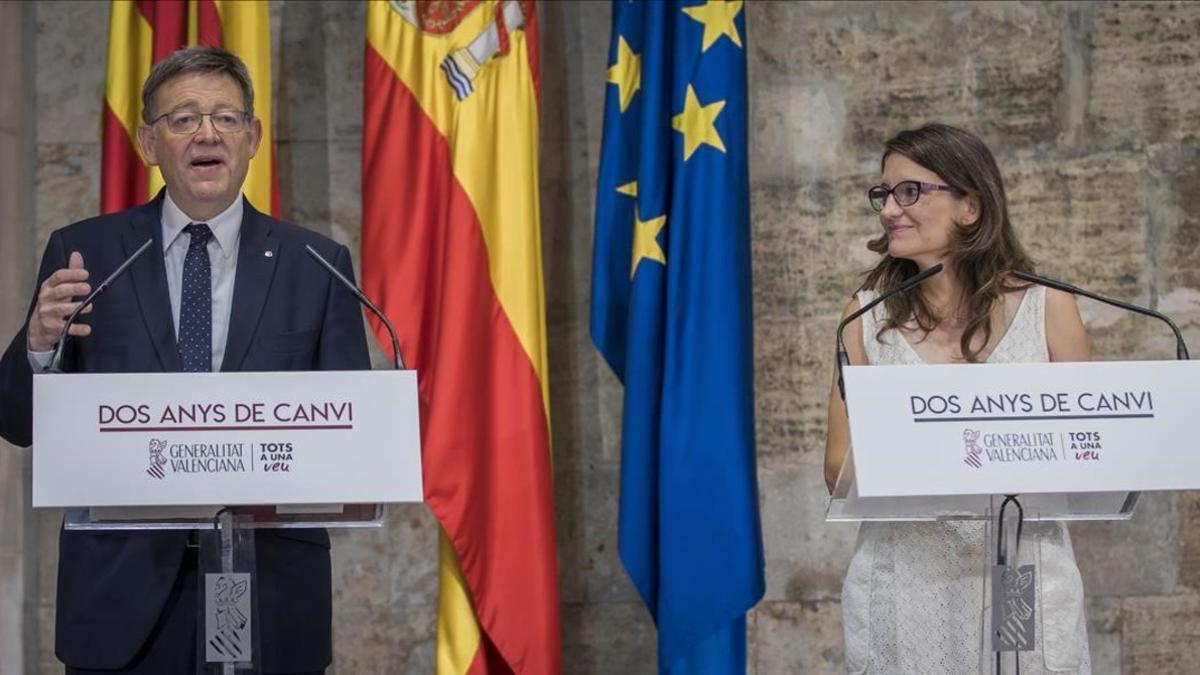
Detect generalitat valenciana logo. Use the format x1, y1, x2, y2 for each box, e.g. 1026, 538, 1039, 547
146, 438, 168, 479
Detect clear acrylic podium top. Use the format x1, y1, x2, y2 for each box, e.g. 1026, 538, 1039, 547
63, 504, 386, 530
826, 451, 1139, 522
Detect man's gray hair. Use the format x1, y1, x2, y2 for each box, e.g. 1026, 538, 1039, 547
141, 46, 255, 124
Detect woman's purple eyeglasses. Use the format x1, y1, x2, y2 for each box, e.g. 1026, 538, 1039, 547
867, 181, 962, 212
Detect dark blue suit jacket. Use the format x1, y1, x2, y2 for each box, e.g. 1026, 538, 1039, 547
0, 194, 370, 671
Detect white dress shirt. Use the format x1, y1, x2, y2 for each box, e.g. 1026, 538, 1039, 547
30, 192, 243, 372
161, 192, 242, 371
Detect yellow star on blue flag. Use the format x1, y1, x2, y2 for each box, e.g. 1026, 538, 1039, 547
590, 2, 764, 673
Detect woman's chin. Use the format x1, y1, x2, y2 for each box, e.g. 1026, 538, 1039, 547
887, 239, 947, 264
887, 242, 917, 260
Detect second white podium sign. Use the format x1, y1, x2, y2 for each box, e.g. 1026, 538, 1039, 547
844, 360, 1199, 498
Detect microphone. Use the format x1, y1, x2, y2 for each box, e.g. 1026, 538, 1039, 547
47, 238, 155, 373
305, 245, 405, 369
836, 263, 943, 401
1012, 270, 1189, 361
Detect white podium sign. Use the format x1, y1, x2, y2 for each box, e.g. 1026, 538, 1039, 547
844, 360, 1199, 498
33, 370, 423, 508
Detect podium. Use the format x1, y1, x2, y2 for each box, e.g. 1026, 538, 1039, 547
831, 359, 1199, 672
33, 370, 423, 674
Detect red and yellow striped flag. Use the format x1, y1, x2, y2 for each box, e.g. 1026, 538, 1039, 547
362, 2, 559, 673
102, 0, 278, 216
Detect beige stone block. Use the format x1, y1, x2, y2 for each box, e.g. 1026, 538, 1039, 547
566, 140, 624, 472
1086, 596, 1122, 675
275, 1, 364, 143
0, 6, 24, 135
1005, 150, 1163, 360
328, 139, 363, 249
555, 464, 641, 605
331, 605, 435, 674
592, 353, 625, 464
541, 140, 599, 211
754, 319, 812, 465
276, 140, 332, 231
1148, 146, 1200, 358
750, 600, 844, 674
385, 504, 440, 608
1152, 148, 1200, 288
34, 1, 106, 145
37, 510, 61, 609
561, 601, 656, 674
545, 322, 607, 472
751, 173, 884, 468
1172, 491, 1200, 593
37, 603, 58, 673
1072, 492, 1175, 598
750, 77, 848, 185
760, 467, 857, 603
541, 140, 604, 468
755, 319, 836, 467
1006, 151, 1150, 297
1120, 594, 1200, 673
751, 183, 810, 324
331, 503, 439, 617
749, 2, 1067, 157
540, 1, 610, 146
321, 3, 365, 143
0, 448, 28, 553
35, 143, 100, 251
542, 127, 609, 465
538, 2, 576, 146
0, 551, 25, 672
1088, 2, 1200, 144
0, 129, 37, 316
277, 3, 332, 144
331, 526, 391, 616
751, 173, 885, 325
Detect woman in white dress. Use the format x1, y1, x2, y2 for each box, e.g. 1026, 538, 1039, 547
824, 123, 1093, 674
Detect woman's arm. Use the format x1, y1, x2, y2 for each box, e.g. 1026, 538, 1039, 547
1045, 288, 1091, 362
824, 297, 869, 493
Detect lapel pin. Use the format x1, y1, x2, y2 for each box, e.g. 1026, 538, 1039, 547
264, 250, 274, 258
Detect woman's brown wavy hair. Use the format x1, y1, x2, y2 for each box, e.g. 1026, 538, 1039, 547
861, 123, 1034, 362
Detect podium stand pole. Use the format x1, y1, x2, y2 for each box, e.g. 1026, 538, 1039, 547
198, 510, 260, 674
988, 496, 1035, 675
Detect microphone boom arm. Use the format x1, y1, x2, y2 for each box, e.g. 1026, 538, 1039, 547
1012, 270, 1190, 361
305, 245, 405, 370
836, 263, 944, 401
47, 237, 154, 373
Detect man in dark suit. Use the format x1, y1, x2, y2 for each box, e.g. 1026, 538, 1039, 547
0, 46, 367, 674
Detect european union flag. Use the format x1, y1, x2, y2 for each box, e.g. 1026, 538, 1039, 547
590, 1, 764, 671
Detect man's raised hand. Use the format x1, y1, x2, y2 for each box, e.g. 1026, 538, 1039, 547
27, 251, 92, 352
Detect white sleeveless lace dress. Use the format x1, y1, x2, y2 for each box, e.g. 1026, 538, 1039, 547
841, 286, 1091, 674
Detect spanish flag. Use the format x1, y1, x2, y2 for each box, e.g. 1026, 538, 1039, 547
102, 0, 279, 216
362, 2, 559, 674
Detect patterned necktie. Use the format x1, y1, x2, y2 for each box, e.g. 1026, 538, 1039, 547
178, 223, 213, 372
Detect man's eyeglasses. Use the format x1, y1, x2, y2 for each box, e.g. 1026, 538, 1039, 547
149, 110, 251, 135
867, 181, 962, 212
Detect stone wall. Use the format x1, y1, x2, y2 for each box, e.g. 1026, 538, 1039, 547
0, 3, 37, 673
0, 2, 1197, 673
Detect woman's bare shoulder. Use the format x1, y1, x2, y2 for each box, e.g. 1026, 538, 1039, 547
1043, 286, 1080, 314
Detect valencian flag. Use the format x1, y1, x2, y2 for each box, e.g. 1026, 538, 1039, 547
361, 2, 559, 674
102, 0, 279, 216
590, 1, 764, 671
